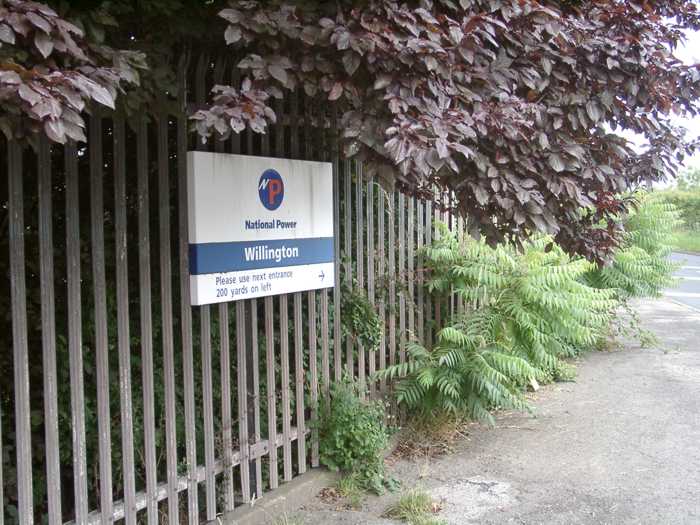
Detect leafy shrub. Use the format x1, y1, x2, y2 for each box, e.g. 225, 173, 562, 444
427, 227, 616, 368
376, 226, 617, 424
318, 381, 393, 494
376, 321, 537, 424
586, 192, 681, 299
657, 189, 700, 231
340, 282, 383, 351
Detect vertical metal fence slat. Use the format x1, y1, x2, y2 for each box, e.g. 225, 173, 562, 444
305, 99, 320, 467
453, 193, 461, 315
219, 78, 240, 509
293, 292, 307, 473
201, 306, 217, 518
265, 296, 279, 489
214, 53, 234, 502
193, 52, 217, 519
279, 294, 293, 482
417, 201, 424, 343
388, 192, 397, 372
274, 98, 283, 158
367, 176, 375, 398
136, 116, 158, 524
66, 140, 88, 524
261, 113, 279, 489
8, 141, 33, 524
434, 191, 442, 334
343, 160, 353, 376
114, 116, 137, 525
177, 69, 199, 520
408, 196, 415, 345
89, 115, 113, 524
320, 289, 330, 403
425, 200, 433, 346
275, 99, 293, 483
398, 192, 406, 364
308, 292, 319, 467
377, 190, 386, 394
230, 63, 242, 155
319, 103, 331, 396
355, 163, 365, 395
219, 298, 235, 511
212, 53, 234, 514
236, 301, 252, 503
37, 136, 62, 524
251, 299, 263, 498
157, 113, 179, 523
0, 406, 3, 525
331, 110, 342, 382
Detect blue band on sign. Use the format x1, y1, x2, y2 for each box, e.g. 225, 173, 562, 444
189, 237, 334, 275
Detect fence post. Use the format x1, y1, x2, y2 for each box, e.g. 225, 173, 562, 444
243, 301, 259, 499
8, 141, 33, 524
90, 114, 114, 525
157, 111, 180, 522
38, 135, 62, 524
113, 114, 137, 525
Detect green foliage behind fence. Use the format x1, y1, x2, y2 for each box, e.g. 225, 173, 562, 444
586, 192, 681, 298
376, 227, 617, 424
655, 190, 700, 232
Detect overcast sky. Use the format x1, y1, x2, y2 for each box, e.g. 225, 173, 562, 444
671, 28, 700, 170
616, 28, 700, 187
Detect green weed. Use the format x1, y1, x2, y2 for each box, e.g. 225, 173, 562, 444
384, 488, 446, 525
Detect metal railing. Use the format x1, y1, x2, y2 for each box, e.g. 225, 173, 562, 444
0, 54, 464, 524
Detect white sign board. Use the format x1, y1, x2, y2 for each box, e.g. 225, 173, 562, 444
187, 151, 334, 306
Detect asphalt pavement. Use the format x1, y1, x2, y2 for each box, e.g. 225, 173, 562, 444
292, 298, 700, 525
666, 251, 700, 311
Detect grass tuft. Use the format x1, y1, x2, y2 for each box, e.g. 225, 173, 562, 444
272, 512, 305, 525
384, 488, 446, 525
336, 473, 366, 509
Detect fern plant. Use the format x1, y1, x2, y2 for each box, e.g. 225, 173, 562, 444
375, 225, 617, 424
375, 314, 538, 424
585, 192, 681, 299
426, 226, 617, 370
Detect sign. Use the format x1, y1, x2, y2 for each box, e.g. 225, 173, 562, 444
187, 152, 334, 306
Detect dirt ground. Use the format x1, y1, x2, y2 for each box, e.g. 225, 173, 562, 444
291, 298, 700, 525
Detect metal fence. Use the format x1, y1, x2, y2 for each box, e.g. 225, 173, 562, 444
0, 55, 463, 524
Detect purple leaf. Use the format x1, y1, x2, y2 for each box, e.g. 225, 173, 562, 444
328, 82, 343, 101
44, 119, 66, 143
26, 12, 51, 33
0, 24, 15, 44
89, 83, 115, 109
268, 64, 289, 86
18, 83, 41, 105
224, 25, 242, 44
548, 154, 565, 172
34, 31, 54, 58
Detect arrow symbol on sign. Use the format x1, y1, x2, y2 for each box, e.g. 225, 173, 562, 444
318, 270, 325, 281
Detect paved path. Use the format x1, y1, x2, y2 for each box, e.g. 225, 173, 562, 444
292, 298, 700, 525
666, 252, 700, 311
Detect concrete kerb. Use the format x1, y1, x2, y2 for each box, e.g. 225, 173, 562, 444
218, 469, 340, 525
218, 434, 401, 524
665, 296, 700, 314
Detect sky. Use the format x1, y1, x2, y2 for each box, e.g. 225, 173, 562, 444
674, 29, 700, 171
616, 28, 700, 188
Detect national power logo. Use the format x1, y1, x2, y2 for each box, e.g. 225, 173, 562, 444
258, 169, 284, 210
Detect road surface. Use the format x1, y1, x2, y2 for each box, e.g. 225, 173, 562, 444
293, 298, 700, 524
666, 251, 700, 311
